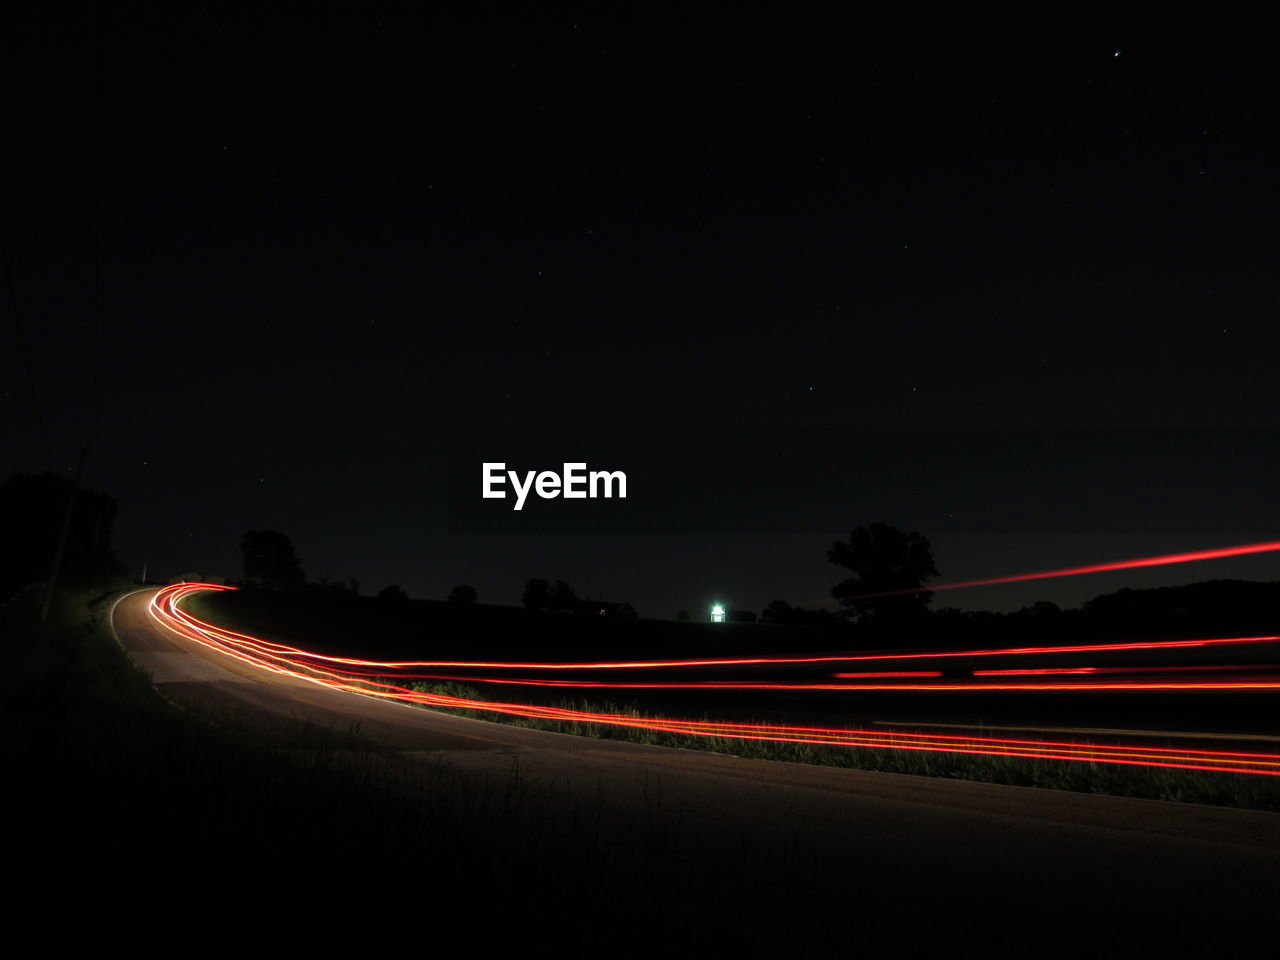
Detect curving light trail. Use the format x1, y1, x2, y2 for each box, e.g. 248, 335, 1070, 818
145, 583, 1280, 777
148, 582, 1280, 672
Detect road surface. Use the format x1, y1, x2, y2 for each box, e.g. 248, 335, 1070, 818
111, 587, 1280, 943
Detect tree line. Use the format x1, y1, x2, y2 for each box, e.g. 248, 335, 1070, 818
9, 470, 1277, 646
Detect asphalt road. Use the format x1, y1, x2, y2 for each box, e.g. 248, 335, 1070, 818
111, 587, 1280, 944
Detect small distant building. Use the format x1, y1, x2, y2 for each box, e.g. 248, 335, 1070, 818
710, 604, 755, 623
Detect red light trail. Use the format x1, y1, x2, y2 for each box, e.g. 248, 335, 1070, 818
339, 674, 1280, 692
824, 540, 1280, 601
145, 584, 1280, 672
971, 664, 1275, 677
147, 583, 1280, 777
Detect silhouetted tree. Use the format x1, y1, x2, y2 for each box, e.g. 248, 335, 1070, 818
448, 584, 478, 605
1012, 600, 1062, 621
676, 609, 690, 621
762, 600, 841, 626
761, 600, 796, 624
829, 523, 938, 636
549, 579, 579, 611
378, 584, 408, 603
308, 576, 357, 596
522, 578, 551, 610
240, 530, 305, 591
1083, 580, 1280, 637
0, 472, 125, 600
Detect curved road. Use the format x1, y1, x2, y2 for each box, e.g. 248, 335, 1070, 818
112, 587, 1280, 942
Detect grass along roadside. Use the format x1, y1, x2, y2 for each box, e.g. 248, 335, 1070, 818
392, 678, 1280, 812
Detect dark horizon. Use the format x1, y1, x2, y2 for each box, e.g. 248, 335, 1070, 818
7, 11, 1280, 618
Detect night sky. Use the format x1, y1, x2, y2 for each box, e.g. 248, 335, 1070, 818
6, 9, 1280, 617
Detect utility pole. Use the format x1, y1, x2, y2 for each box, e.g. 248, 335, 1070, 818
41, 449, 87, 621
